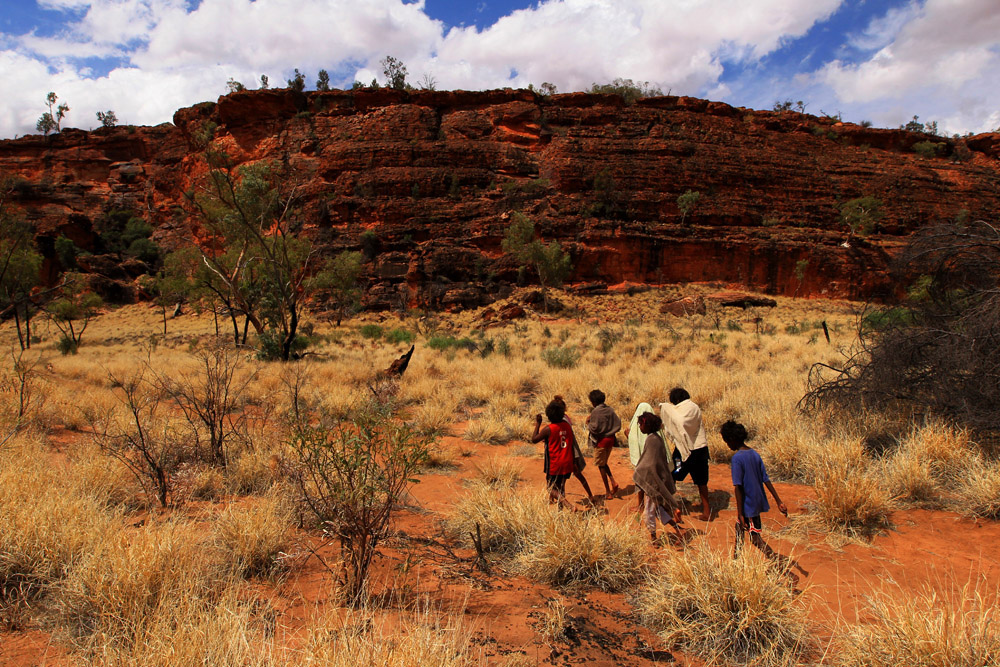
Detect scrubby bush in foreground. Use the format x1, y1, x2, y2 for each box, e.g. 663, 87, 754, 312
444, 483, 647, 590
285, 402, 431, 601
836, 582, 999, 667
637, 546, 810, 667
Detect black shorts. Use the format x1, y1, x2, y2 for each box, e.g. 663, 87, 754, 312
673, 446, 709, 486
740, 515, 762, 532
546, 473, 570, 494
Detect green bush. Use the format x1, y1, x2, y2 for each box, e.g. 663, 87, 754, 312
359, 324, 383, 340
255, 331, 310, 361
541, 346, 579, 369
913, 140, 944, 158
427, 335, 476, 352
496, 337, 512, 357
385, 328, 414, 345
54, 235, 78, 269
56, 334, 78, 355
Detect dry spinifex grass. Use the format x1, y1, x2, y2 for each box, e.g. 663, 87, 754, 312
836, 579, 1000, 667
444, 483, 648, 591
636, 545, 811, 667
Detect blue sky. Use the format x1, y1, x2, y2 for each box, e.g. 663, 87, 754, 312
1, 0, 998, 138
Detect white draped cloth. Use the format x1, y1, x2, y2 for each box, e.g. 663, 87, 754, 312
660, 398, 707, 462
627, 402, 669, 467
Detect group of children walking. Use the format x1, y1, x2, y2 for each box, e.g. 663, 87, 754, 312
531, 387, 787, 551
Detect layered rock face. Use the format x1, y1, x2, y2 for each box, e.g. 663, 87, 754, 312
2, 88, 999, 308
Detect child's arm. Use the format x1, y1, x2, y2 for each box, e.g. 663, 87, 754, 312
764, 481, 788, 516
531, 415, 550, 444
636, 488, 645, 514
733, 484, 746, 523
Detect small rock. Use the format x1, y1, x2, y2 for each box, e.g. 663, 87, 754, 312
660, 295, 706, 316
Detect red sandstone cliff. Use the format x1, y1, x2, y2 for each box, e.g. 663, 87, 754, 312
2, 88, 998, 309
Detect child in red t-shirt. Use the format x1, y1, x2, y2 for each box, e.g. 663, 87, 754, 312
532, 400, 577, 509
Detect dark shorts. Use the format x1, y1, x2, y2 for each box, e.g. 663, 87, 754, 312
546, 473, 570, 494
740, 515, 763, 532
673, 446, 709, 486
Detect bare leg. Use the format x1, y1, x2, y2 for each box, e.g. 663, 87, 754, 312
599, 465, 620, 497
697, 484, 711, 521
572, 470, 596, 502
750, 532, 774, 556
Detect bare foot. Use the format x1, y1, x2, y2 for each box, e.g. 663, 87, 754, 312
698, 512, 710, 521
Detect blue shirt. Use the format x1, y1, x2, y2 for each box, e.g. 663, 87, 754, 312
731, 448, 770, 517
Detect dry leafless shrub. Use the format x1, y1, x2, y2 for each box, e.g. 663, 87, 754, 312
90, 368, 186, 508
637, 545, 811, 667
154, 342, 259, 467
0, 348, 46, 434
836, 580, 1000, 667
803, 221, 1000, 444
284, 401, 431, 602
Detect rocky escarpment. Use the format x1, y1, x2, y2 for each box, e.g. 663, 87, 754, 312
2, 88, 999, 309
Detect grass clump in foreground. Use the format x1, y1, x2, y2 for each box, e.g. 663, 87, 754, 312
636, 545, 810, 667
836, 581, 999, 667
444, 483, 648, 590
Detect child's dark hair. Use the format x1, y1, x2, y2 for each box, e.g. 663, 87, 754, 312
720, 420, 748, 450
588, 389, 606, 407
669, 387, 691, 405
545, 400, 566, 424
637, 411, 662, 433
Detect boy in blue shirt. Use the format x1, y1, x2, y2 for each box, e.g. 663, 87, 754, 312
722, 420, 787, 558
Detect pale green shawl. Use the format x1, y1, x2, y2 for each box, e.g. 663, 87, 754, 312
628, 403, 670, 466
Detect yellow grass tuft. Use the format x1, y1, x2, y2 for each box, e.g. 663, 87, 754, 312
836, 580, 1000, 667
445, 484, 648, 590
79, 590, 280, 667
798, 461, 896, 540
637, 545, 811, 667
299, 606, 476, 666
215, 492, 293, 578
55, 520, 229, 649
0, 434, 118, 608
472, 455, 522, 489
956, 459, 1000, 519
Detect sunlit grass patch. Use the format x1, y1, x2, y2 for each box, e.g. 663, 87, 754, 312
637, 545, 811, 667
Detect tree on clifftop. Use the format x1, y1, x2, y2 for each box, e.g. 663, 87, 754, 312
502, 212, 572, 313
381, 56, 408, 90
36, 92, 69, 135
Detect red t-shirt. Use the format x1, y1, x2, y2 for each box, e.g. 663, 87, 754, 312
547, 422, 576, 475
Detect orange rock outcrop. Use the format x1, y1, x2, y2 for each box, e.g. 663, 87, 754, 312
2, 88, 998, 308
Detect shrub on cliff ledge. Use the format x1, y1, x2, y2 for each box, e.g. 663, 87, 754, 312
502, 212, 572, 313
588, 78, 663, 104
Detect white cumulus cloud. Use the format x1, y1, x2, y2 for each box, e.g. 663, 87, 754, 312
819, 0, 1000, 134
7, 0, 996, 140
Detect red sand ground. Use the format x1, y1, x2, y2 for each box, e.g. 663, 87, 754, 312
3, 425, 1000, 666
